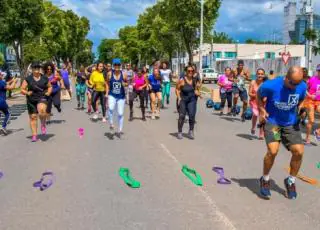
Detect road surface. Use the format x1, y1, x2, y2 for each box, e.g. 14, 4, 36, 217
0, 90, 319, 230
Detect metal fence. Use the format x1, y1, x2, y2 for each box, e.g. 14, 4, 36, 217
215, 57, 304, 76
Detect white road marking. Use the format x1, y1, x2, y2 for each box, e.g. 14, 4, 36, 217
159, 143, 237, 230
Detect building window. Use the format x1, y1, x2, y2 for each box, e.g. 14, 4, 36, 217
265, 52, 275, 60
213, 52, 222, 58
224, 52, 237, 59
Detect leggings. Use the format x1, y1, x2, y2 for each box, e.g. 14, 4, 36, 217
0, 101, 10, 129
76, 83, 86, 105
108, 95, 125, 132
220, 91, 233, 109
162, 82, 171, 105
129, 90, 145, 116
178, 98, 197, 133
92, 91, 106, 117
144, 89, 149, 108
47, 90, 61, 113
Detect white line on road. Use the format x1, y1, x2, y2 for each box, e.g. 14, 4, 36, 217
159, 143, 237, 230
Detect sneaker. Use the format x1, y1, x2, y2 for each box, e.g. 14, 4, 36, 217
41, 125, 47, 135
251, 129, 256, 136
57, 107, 62, 113
0, 128, 8, 136
166, 99, 169, 105
142, 116, 146, 121
92, 114, 98, 120
284, 177, 297, 200
32, 135, 38, 142
219, 111, 223, 116
102, 118, 107, 123
151, 114, 155, 120
259, 177, 271, 199
177, 133, 183, 140
110, 125, 114, 131
241, 114, 245, 122
77, 103, 80, 109
188, 130, 195, 140
88, 108, 92, 114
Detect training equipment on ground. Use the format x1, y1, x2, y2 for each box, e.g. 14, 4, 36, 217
119, 168, 141, 188
78, 128, 84, 138
213, 102, 221, 111
181, 165, 203, 186
206, 99, 214, 108
244, 108, 253, 120
212, 166, 231, 185
33, 172, 54, 191
284, 167, 318, 185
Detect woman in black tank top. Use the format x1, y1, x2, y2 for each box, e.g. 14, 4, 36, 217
21, 62, 52, 142
176, 64, 201, 140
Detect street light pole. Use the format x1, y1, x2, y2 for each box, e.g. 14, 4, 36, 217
308, 0, 313, 73
199, 0, 204, 79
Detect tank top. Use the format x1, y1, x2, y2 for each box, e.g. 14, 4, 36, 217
307, 76, 320, 101
148, 74, 161, 91
48, 74, 60, 94
109, 71, 125, 99
134, 74, 145, 91
180, 78, 196, 101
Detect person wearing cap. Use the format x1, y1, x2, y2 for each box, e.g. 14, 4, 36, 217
0, 71, 17, 135
21, 62, 52, 142
233, 60, 251, 121
106, 58, 128, 138
303, 64, 320, 145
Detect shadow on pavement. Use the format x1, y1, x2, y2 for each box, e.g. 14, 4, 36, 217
26, 134, 55, 142
47, 120, 66, 125
0, 128, 24, 136
220, 117, 241, 122
236, 134, 258, 141
231, 178, 286, 199
104, 132, 114, 140
169, 132, 191, 139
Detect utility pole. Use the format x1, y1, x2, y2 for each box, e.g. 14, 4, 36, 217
210, 29, 213, 68
308, 0, 314, 73
199, 0, 204, 78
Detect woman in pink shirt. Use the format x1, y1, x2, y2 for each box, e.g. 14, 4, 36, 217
304, 64, 320, 144
129, 68, 148, 121
218, 67, 234, 115
249, 68, 265, 139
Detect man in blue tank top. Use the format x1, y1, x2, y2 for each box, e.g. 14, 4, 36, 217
106, 58, 128, 138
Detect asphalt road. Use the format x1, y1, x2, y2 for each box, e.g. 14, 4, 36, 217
0, 89, 319, 230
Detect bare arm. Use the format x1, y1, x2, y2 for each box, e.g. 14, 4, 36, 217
45, 82, 53, 96
20, 80, 31, 96
248, 82, 255, 98
105, 72, 111, 95
5, 78, 17, 90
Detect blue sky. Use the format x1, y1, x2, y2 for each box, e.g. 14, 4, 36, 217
51, 0, 320, 53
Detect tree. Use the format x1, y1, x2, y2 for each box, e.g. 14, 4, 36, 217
204, 31, 233, 44
98, 39, 120, 63
0, 0, 44, 77
0, 53, 4, 66
165, 0, 221, 63
77, 39, 95, 67
303, 28, 317, 42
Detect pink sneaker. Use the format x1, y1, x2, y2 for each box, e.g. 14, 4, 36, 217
41, 125, 47, 135
32, 135, 38, 142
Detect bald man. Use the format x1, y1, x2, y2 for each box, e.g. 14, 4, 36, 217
257, 66, 307, 200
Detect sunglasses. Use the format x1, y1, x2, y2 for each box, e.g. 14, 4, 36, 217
114, 64, 121, 66
187, 69, 194, 73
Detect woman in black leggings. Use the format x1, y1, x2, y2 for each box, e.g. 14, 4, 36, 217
176, 64, 201, 140
218, 67, 234, 116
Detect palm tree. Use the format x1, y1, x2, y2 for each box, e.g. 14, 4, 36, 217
303, 28, 317, 42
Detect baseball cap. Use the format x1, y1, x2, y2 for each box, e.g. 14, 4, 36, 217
316, 64, 320, 71
112, 58, 121, 65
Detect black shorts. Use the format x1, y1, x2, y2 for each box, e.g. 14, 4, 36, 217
150, 89, 161, 94
27, 98, 48, 115
264, 122, 303, 150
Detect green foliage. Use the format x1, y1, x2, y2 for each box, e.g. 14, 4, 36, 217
245, 39, 282, 45
204, 31, 234, 44
303, 29, 317, 42
98, 0, 222, 65
0, 53, 4, 66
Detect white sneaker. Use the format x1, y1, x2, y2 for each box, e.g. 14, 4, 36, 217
92, 114, 98, 120
102, 118, 107, 123
151, 114, 155, 120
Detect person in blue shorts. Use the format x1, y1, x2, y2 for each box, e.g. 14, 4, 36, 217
148, 68, 162, 120
0, 71, 17, 135
257, 66, 307, 200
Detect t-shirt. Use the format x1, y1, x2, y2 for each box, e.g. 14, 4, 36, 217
76, 72, 86, 84
258, 77, 307, 127
26, 74, 49, 103
218, 74, 233, 92
48, 74, 60, 94
148, 74, 161, 91
307, 76, 320, 101
123, 69, 134, 84
160, 69, 171, 82
89, 71, 106, 92
0, 80, 7, 101
60, 69, 70, 86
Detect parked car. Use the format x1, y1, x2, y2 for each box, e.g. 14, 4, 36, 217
202, 68, 218, 84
